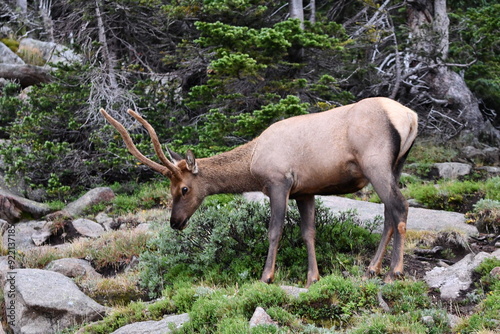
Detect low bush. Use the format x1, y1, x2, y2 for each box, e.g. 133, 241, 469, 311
291, 274, 378, 327
139, 195, 379, 297
404, 179, 492, 212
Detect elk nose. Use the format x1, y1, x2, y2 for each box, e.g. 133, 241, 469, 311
170, 218, 188, 230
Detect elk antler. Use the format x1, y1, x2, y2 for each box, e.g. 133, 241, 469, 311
100, 108, 182, 179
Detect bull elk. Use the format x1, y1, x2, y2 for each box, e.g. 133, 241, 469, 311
100, 97, 418, 287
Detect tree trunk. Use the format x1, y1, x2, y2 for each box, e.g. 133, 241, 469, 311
407, 0, 499, 143
288, 0, 305, 61
309, 0, 316, 24
289, 0, 304, 25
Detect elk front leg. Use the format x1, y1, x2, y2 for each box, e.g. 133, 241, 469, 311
296, 195, 319, 287
261, 184, 290, 284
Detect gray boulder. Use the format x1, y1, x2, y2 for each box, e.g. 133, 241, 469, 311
2, 220, 47, 250
110, 313, 190, 334
424, 249, 500, 300
0, 42, 24, 64
3, 269, 106, 334
18, 38, 82, 66
430, 162, 472, 179
45, 258, 101, 278
244, 193, 478, 235
95, 212, 120, 231
249, 307, 278, 328
280, 285, 308, 298
0, 255, 19, 282
72, 218, 105, 238
31, 221, 54, 246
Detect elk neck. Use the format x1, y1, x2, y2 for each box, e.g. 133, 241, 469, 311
196, 140, 261, 196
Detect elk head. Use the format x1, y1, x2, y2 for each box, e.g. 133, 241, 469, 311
100, 109, 203, 230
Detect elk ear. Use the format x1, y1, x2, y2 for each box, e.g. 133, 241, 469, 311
185, 150, 198, 174
166, 146, 183, 164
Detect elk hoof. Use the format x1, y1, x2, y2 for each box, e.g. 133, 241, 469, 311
384, 271, 404, 283
261, 277, 273, 284
363, 269, 378, 280
305, 278, 319, 288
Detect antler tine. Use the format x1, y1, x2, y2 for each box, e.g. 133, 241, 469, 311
100, 108, 178, 178
126, 109, 179, 172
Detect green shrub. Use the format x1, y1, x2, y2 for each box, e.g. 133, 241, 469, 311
139, 195, 379, 297
404, 180, 485, 212
291, 275, 378, 326
380, 281, 430, 313
467, 199, 500, 233
455, 288, 500, 333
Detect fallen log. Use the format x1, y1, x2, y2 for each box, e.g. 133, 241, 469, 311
0, 63, 52, 87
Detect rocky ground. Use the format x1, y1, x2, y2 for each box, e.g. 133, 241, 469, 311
0, 161, 499, 333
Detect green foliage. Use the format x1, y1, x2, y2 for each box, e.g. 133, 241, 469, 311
406, 140, 459, 164
139, 195, 379, 297
291, 275, 378, 325
455, 287, 500, 333
167, 17, 352, 155
234, 95, 309, 137
108, 180, 171, 215
467, 198, 500, 233
0, 38, 19, 52
449, 4, 500, 115
380, 281, 431, 314
404, 179, 490, 212
0, 82, 21, 137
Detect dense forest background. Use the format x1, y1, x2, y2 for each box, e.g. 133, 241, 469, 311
0, 0, 499, 200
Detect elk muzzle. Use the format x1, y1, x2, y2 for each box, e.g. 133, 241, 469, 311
170, 216, 189, 230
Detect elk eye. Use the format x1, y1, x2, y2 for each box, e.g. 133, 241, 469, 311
181, 187, 188, 196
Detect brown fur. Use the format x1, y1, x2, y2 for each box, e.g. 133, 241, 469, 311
101, 97, 418, 287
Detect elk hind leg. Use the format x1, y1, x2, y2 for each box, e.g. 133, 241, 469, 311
296, 195, 319, 287
365, 171, 408, 281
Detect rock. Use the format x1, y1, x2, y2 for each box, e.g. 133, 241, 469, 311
0, 189, 52, 224
476, 166, 500, 176
430, 162, 472, 179
135, 223, 151, 232
110, 313, 190, 334
424, 249, 500, 300
461, 145, 499, 165
95, 212, 119, 231
0, 219, 9, 235
3, 269, 106, 334
71, 218, 105, 238
18, 38, 82, 66
0, 42, 24, 64
45, 258, 101, 278
421, 315, 434, 326
0, 256, 19, 282
280, 285, 308, 298
61, 187, 115, 218
244, 193, 478, 235
249, 307, 277, 328
447, 313, 462, 329
2, 220, 47, 250
31, 221, 54, 246
490, 267, 500, 278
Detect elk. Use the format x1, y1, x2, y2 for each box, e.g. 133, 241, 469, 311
100, 97, 418, 287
